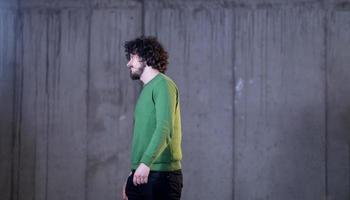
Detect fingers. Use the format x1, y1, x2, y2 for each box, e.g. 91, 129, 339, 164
132, 174, 148, 186
133, 174, 137, 186
133, 164, 150, 186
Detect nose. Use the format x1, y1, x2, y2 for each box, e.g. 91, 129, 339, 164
127, 60, 131, 68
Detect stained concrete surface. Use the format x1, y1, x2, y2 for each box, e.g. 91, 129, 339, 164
0, 0, 349, 200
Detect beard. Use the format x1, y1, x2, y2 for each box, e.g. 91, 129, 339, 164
129, 63, 146, 80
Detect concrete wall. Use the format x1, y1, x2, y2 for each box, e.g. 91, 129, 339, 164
0, 0, 349, 200
0, 0, 16, 200
234, 4, 325, 199
144, 2, 235, 199
12, 1, 140, 200
327, 5, 350, 199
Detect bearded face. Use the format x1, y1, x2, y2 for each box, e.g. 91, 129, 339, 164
129, 62, 146, 80
127, 54, 147, 80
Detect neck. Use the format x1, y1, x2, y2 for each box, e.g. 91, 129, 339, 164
140, 67, 160, 85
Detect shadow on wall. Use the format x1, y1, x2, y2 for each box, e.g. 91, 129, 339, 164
341, 107, 350, 142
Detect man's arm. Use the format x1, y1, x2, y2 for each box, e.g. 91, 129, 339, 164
140, 81, 177, 166
133, 81, 177, 186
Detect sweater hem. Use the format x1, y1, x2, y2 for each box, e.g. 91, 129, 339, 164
131, 161, 181, 171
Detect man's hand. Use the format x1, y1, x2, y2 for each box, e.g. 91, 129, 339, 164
133, 163, 150, 186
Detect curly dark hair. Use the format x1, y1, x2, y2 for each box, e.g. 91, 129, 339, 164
124, 36, 169, 73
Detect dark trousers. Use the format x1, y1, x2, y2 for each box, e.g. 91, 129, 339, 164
125, 169, 183, 200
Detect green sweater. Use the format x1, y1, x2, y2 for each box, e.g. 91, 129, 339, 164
131, 73, 182, 171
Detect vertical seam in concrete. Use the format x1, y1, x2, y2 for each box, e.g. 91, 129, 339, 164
10, 8, 16, 200
10, 10, 15, 200
141, 0, 145, 36
232, 7, 236, 200
324, 4, 329, 199
85, 1, 92, 200
17, 12, 23, 200
17, 10, 24, 200
45, 11, 50, 200
11, 6, 22, 200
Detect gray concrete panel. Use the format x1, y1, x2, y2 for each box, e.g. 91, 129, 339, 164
1, 1, 350, 200
144, 0, 322, 8
0, 0, 18, 9
327, 9, 350, 200
326, 1, 350, 4
19, 0, 88, 9
87, 6, 141, 200
0, 9, 16, 200
16, 11, 47, 200
91, 0, 140, 8
234, 5, 326, 200
19, 0, 141, 9
17, 9, 89, 200
145, 2, 235, 200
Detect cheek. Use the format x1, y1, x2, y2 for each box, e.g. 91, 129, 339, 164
134, 63, 141, 69
133, 60, 139, 67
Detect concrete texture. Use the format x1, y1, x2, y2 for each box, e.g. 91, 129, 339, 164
234, 5, 326, 199
145, 1, 234, 199
11, 4, 142, 200
0, 8, 16, 200
0, 0, 349, 200
87, 6, 141, 200
327, 8, 350, 200
0, 0, 17, 9
14, 9, 89, 200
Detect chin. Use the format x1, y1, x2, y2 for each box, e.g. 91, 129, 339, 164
130, 72, 140, 80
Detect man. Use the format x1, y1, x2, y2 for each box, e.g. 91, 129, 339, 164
122, 36, 183, 200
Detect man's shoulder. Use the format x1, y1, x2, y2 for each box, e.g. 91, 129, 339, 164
150, 74, 179, 97
157, 73, 178, 89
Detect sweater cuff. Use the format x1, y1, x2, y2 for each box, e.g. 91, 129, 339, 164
140, 154, 153, 167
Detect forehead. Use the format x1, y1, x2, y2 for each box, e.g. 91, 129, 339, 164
130, 53, 138, 58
